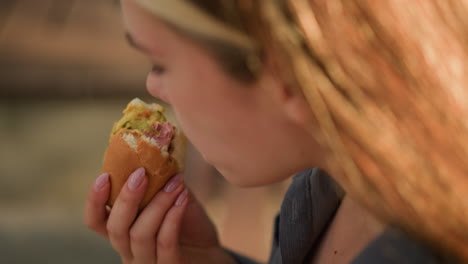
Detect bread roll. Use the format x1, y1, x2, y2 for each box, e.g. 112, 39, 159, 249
102, 98, 186, 210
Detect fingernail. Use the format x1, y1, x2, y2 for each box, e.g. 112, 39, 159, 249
175, 188, 188, 206
128, 167, 146, 191
164, 174, 183, 192
94, 173, 109, 192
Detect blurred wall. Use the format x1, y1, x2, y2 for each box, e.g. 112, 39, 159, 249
0, 1, 146, 263
0, 0, 148, 98
0, 1, 288, 263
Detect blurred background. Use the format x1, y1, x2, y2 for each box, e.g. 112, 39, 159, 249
0, 1, 289, 263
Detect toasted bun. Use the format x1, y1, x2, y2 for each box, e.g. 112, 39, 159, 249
102, 99, 187, 210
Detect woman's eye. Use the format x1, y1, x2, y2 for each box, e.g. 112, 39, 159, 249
151, 64, 166, 75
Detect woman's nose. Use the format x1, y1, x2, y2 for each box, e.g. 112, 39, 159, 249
146, 73, 170, 104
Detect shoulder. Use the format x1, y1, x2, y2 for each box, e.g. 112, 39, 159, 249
353, 227, 459, 264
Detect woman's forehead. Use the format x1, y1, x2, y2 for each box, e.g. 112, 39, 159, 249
121, 1, 176, 57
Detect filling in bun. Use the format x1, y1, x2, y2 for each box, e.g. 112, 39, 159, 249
111, 98, 176, 156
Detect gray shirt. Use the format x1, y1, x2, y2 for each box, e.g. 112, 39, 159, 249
227, 168, 457, 264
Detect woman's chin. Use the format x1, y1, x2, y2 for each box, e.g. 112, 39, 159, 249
216, 168, 250, 187
217, 167, 279, 188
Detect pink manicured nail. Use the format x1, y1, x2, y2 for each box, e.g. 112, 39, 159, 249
94, 173, 109, 192
175, 188, 188, 206
128, 167, 146, 191
164, 174, 183, 192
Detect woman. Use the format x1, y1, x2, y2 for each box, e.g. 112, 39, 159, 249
85, 0, 467, 263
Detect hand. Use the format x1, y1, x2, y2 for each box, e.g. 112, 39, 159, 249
84, 168, 236, 264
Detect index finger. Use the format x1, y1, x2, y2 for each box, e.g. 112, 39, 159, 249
84, 172, 111, 237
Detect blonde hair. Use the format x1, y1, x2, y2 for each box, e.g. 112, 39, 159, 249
247, 0, 468, 261
135, 0, 468, 261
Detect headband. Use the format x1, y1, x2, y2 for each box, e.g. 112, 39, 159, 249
135, 0, 257, 51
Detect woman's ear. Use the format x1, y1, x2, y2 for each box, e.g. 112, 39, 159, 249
281, 87, 314, 127
262, 52, 314, 127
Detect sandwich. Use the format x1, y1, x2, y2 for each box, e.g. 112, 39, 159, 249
102, 98, 186, 210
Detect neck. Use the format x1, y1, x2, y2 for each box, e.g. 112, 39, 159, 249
311, 195, 385, 264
